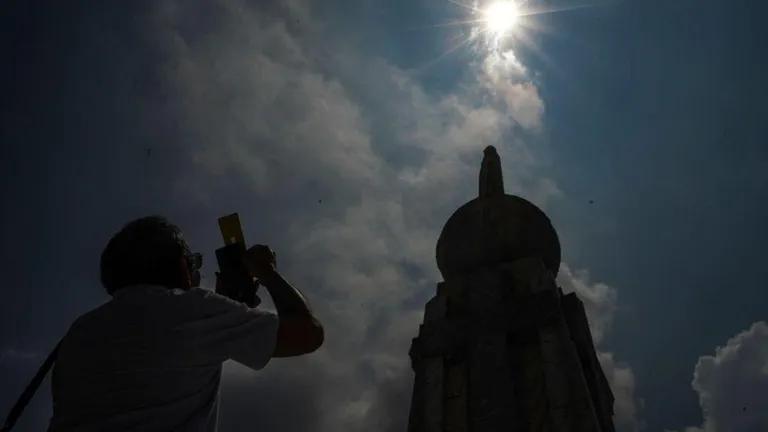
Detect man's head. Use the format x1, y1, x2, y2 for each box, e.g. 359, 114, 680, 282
100, 216, 201, 295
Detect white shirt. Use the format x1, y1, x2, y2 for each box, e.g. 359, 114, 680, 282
49, 284, 278, 432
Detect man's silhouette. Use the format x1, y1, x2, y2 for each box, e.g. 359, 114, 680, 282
48, 216, 324, 431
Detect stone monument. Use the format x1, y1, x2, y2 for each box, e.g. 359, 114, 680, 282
407, 146, 615, 431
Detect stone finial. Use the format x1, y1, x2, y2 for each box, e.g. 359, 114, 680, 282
437, 145, 561, 280
479, 146, 504, 198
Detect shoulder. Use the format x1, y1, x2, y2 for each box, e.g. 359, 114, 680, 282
176, 287, 274, 320
65, 299, 114, 335
171, 288, 278, 341
181, 287, 246, 310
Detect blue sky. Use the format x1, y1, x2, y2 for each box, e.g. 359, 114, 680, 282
2, 1, 768, 431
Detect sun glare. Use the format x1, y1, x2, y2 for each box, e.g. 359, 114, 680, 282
420, 0, 603, 63
483, 1, 520, 36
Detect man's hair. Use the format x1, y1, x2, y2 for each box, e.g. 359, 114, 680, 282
100, 216, 191, 295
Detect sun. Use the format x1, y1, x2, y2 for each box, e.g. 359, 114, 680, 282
483, 1, 520, 36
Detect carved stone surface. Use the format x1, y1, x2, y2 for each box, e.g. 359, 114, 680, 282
469, 334, 516, 431
444, 362, 468, 432
562, 294, 616, 432
423, 357, 445, 432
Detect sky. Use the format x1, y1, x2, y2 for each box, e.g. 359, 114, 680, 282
2, 0, 768, 431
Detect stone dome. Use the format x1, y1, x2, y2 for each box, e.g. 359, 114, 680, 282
436, 146, 561, 280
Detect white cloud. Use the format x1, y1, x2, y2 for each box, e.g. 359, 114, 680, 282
481, 50, 545, 130
673, 321, 768, 432
600, 352, 643, 432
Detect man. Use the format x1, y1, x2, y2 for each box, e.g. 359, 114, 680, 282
48, 216, 324, 431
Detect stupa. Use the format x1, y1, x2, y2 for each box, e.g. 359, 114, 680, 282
407, 146, 615, 431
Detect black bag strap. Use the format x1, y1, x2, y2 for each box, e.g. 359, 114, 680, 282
1, 340, 61, 432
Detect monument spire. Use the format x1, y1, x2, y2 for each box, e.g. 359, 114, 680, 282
479, 145, 504, 198
408, 147, 615, 432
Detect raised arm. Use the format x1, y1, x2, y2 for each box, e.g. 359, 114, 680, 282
243, 245, 324, 357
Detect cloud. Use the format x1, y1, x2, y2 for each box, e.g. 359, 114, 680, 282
218, 361, 323, 432
599, 352, 643, 432
558, 265, 642, 432
481, 50, 545, 130
673, 321, 768, 432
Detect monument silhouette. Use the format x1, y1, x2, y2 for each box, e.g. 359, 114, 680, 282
407, 146, 615, 431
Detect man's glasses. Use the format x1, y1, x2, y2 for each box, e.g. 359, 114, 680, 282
185, 252, 203, 271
